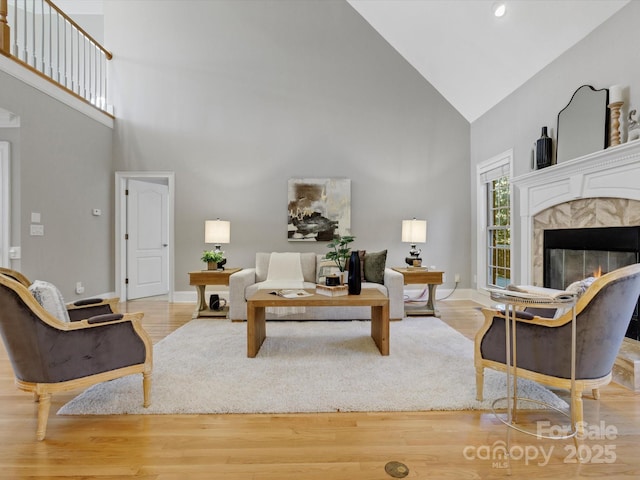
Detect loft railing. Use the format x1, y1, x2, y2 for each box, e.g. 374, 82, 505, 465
0, 0, 112, 114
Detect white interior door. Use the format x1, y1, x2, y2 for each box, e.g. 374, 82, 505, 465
126, 179, 169, 299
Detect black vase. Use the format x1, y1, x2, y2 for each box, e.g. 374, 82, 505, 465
347, 251, 362, 295
536, 126, 553, 169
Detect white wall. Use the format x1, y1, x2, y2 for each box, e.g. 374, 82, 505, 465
105, 0, 472, 292
470, 1, 640, 285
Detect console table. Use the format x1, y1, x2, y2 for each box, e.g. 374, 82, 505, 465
188, 268, 242, 319
392, 267, 444, 316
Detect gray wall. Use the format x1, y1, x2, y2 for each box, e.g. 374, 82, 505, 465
470, 1, 640, 285
0, 70, 113, 298
105, 0, 471, 292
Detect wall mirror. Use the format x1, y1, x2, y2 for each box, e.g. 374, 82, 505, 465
556, 85, 609, 164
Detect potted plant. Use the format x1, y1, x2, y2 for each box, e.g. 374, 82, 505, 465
325, 235, 355, 273
201, 250, 225, 270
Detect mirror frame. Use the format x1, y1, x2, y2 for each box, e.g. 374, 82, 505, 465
556, 85, 609, 164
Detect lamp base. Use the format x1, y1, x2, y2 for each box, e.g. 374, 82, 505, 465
405, 256, 422, 267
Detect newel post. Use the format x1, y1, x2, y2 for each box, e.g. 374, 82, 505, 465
0, 0, 9, 57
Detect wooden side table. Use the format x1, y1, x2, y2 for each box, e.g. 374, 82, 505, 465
392, 267, 444, 317
188, 268, 242, 319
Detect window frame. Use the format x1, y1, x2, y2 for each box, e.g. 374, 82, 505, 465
476, 150, 513, 292
486, 175, 511, 288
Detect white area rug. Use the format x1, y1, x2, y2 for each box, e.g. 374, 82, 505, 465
58, 317, 566, 415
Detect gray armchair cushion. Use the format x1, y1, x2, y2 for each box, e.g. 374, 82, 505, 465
67, 303, 114, 322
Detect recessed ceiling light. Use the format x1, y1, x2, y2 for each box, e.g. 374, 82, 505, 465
492, 2, 507, 18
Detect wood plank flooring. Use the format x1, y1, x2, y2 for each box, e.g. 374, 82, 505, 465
0, 299, 639, 479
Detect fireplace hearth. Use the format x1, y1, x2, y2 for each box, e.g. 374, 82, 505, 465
544, 226, 640, 340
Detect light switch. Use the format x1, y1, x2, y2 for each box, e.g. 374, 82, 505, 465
30, 224, 44, 236
8, 246, 21, 259
31, 212, 41, 223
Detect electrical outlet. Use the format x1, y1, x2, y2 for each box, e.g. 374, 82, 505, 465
75, 282, 85, 294
454, 274, 460, 283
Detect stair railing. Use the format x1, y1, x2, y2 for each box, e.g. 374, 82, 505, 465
0, 0, 112, 114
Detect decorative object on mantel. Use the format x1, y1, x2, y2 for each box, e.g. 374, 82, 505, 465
204, 218, 230, 270
628, 109, 640, 142
608, 84, 624, 146
556, 85, 609, 164
535, 126, 553, 169
402, 218, 427, 266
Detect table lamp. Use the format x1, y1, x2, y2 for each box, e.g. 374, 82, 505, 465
402, 218, 426, 267
205, 219, 230, 270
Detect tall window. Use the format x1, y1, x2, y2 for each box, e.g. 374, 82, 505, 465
486, 175, 511, 288
477, 150, 512, 292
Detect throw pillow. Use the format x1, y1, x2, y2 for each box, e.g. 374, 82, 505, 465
364, 250, 387, 284
565, 276, 597, 298
28, 280, 71, 322
357, 250, 366, 282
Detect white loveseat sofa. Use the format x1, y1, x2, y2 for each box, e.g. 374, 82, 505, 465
229, 252, 405, 321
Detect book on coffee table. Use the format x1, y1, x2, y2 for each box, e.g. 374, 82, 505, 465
315, 284, 348, 297
269, 289, 313, 299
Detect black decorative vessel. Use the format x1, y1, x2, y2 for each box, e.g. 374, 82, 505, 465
536, 126, 553, 169
347, 251, 361, 295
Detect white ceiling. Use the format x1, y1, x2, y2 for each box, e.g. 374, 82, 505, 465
58, 0, 630, 123
347, 0, 630, 122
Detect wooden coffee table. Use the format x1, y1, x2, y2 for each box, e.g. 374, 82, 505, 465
246, 289, 390, 357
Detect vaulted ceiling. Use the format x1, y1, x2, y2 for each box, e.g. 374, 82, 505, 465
347, 0, 630, 122
59, 0, 631, 122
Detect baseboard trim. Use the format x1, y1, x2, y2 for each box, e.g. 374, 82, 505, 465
169, 288, 488, 305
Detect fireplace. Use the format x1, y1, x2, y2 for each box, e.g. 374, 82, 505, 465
510, 141, 640, 390
543, 226, 640, 340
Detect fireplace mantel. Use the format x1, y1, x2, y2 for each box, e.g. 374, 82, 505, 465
512, 140, 640, 283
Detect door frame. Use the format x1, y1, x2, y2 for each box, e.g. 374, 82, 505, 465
115, 172, 175, 301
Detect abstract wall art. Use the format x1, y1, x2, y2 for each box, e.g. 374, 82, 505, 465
287, 178, 351, 241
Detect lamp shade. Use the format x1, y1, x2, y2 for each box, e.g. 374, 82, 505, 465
205, 219, 230, 244
402, 219, 427, 243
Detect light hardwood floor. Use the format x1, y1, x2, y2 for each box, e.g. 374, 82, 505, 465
0, 299, 639, 479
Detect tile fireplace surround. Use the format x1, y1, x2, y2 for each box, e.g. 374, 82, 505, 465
511, 140, 640, 391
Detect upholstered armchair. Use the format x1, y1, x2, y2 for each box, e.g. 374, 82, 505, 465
0, 273, 153, 440
475, 263, 640, 429
0, 267, 120, 321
